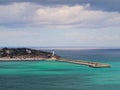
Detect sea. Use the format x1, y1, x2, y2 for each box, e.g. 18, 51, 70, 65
0, 49, 120, 90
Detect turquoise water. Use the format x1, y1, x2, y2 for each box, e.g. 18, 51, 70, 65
0, 49, 120, 90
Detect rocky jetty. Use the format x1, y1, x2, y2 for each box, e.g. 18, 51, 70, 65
58, 58, 111, 68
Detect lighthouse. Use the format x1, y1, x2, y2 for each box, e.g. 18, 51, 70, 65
50, 50, 57, 60
52, 50, 55, 57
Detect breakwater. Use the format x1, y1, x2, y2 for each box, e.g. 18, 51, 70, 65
57, 58, 111, 68
0, 57, 111, 68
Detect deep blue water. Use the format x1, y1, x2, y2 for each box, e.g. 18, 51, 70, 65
0, 49, 120, 90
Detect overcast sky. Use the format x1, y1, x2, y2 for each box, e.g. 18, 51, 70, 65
0, 0, 120, 48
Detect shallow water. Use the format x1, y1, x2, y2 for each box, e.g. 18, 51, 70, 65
0, 49, 120, 90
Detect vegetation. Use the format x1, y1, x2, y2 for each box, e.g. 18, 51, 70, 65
0, 48, 59, 59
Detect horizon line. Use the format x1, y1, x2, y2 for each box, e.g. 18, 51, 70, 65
0, 46, 120, 50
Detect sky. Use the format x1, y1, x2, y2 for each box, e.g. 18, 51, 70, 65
0, 0, 120, 48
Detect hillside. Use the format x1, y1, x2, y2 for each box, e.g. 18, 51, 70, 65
0, 48, 59, 59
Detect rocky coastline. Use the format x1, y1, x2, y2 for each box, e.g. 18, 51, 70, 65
0, 48, 59, 60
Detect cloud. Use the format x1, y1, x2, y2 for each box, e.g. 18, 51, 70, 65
64, 32, 93, 42
0, 29, 45, 46
0, 0, 120, 12
63, 30, 120, 46
0, 2, 120, 28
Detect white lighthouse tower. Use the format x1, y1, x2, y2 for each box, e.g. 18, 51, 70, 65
52, 50, 55, 57
50, 50, 56, 60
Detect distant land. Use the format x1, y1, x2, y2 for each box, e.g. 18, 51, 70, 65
0, 48, 59, 60
0, 47, 110, 68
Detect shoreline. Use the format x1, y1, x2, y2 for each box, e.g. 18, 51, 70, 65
0, 58, 48, 61
0, 57, 111, 68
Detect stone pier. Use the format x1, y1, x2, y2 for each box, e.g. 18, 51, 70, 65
57, 58, 111, 68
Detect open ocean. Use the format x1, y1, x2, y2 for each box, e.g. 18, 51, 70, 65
0, 49, 120, 90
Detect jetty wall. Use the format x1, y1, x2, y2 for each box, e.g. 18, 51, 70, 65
58, 58, 111, 68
